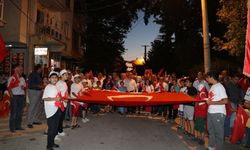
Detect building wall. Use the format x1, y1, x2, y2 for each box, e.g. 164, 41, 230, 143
0, 0, 22, 42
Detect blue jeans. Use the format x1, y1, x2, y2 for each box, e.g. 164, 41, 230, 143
224, 116, 231, 137
246, 127, 250, 145
9, 95, 24, 131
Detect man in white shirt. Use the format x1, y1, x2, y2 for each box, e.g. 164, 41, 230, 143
206, 71, 228, 150
7, 64, 26, 132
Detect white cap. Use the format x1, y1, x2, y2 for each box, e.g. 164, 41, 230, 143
49, 71, 59, 78
59, 69, 68, 77
73, 74, 81, 79
82, 79, 88, 83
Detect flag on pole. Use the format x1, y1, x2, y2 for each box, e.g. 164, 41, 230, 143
0, 34, 8, 63
243, 1, 250, 77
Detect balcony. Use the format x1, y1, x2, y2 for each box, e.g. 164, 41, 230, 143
35, 23, 66, 42
39, 0, 70, 11
35, 23, 66, 51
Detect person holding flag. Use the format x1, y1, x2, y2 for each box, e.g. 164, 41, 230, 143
55, 69, 69, 141
7, 64, 26, 132
206, 71, 228, 150
42, 71, 61, 150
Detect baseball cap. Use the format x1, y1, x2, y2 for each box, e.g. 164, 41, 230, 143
59, 69, 68, 77
49, 71, 59, 78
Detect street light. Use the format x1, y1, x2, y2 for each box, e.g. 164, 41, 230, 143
133, 57, 145, 66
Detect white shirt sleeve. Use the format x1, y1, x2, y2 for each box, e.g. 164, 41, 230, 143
245, 87, 250, 101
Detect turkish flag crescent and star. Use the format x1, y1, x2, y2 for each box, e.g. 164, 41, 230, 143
243, 2, 250, 77
0, 34, 8, 63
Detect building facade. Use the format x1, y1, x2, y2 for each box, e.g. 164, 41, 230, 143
0, 0, 86, 76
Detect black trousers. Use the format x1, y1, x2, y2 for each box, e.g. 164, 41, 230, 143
58, 109, 65, 133
9, 95, 24, 131
47, 109, 61, 148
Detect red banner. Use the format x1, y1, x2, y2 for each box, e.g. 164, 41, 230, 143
67, 90, 200, 106
230, 106, 249, 144
0, 93, 10, 118
244, 4, 250, 77
0, 34, 8, 63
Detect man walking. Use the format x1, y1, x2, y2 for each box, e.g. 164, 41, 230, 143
27, 64, 43, 128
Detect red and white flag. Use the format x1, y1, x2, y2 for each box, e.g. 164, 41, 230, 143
0, 34, 8, 63
230, 106, 249, 144
243, 2, 250, 77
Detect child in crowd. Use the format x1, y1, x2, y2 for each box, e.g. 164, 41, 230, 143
42, 71, 61, 150
70, 74, 82, 129
55, 69, 69, 140
177, 79, 187, 131
183, 78, 197, 138
81, 79, 90, 123
194, 84, 208, 145
117, 81, 127, 114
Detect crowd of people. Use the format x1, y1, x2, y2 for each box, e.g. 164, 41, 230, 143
5, 63, 250, 150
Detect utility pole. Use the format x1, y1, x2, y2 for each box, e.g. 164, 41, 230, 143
201, 0, 211, 73
141, 45, 149, 63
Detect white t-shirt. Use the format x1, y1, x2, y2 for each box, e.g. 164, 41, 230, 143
56, 80, 68, 107
208, 82, 228, 115
42, 84, 59, 118
244, 87, 250, 101
178, 87, 187, 111
193, 80, 210, 92
70, 83, 83, 98
125, 79, 137, 92
7, 76, 26, 95
145, 85, 154, 93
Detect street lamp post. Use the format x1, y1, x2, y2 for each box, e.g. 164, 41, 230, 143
201, 0, 211, 73
142, 45, 149, 63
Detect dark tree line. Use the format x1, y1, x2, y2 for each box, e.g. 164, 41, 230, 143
82, 0, 247, 74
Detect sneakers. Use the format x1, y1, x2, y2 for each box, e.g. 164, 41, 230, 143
82, 118, 88, 123
54, 135, 61, 142
82, 118, 90, 123
58, 132, 66, 136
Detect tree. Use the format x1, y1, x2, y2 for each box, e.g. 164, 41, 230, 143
84, 0, 143, 74
213, 0, 247, 57
146, 0, 204, 73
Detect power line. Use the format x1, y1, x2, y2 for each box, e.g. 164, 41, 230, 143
86, 0, 125, 7
87, 1, 125, 12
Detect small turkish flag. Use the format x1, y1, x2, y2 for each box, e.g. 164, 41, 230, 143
0, 34, 8, 63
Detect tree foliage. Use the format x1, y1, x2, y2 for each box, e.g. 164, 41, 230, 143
84, 0, 144, 73
146, 0, 204, 73
213, 0, 247, 57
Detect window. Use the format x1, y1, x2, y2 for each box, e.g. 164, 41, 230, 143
36, 10, 44, 23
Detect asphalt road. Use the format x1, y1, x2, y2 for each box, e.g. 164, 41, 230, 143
0, 113, 246, 150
